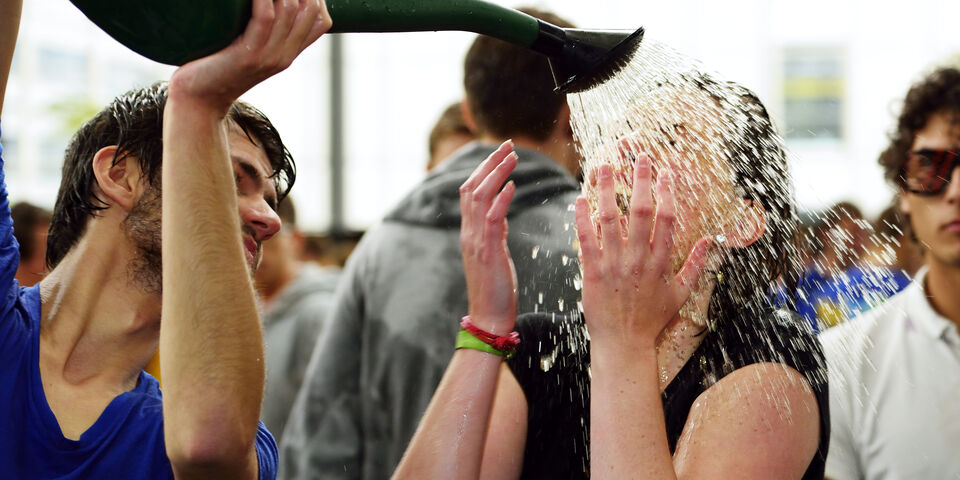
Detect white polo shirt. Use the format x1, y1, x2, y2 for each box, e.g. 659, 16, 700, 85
821, 268, 960, 480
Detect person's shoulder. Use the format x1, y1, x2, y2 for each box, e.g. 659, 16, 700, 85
820, 287, 908, 354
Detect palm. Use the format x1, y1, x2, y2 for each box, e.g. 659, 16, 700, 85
459, 142, 519, 334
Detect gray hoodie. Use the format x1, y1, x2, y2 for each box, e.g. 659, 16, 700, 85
280, 143, 582, 479
262, 264, 342, 440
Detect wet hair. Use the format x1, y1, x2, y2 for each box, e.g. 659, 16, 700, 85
10, 202, 52, 262
463, 7, 573, 141
704, 79, 801, 329
46, 82, 296, 269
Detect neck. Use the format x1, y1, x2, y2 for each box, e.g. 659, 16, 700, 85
923, 257, 960, 327
477, 133, 578, 177
654, 280, 715, 390
39, 228, 160, 390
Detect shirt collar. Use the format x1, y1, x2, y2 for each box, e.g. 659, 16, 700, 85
905, 267, 960, 343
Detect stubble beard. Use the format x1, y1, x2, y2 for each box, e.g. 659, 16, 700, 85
122, 188, 163, 296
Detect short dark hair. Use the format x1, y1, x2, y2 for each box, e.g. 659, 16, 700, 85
463, 7, 574, 141
11, 202, 52, 262
879, 67, 960, 187
428, 102, 472, 160
47, 82, 296, 269
806, 201, 864, 251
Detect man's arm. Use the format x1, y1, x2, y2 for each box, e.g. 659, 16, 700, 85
0, 0, 23, 117
158, 1, 329, 478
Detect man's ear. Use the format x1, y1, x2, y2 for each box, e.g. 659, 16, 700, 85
91, 146, 144, 212
460, 99, 479, 135
723, 199, 767, 249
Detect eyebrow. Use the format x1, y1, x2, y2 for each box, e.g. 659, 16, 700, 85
233, 157, 278, 210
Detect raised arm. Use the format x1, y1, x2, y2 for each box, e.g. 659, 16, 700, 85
393, 141, 520, 479
0, 0, 23, 116
158, 1, 329, 478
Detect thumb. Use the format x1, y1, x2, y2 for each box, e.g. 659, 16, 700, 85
672, 236, 713, 306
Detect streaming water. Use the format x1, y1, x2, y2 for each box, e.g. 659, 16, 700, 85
548, 35, 908, 424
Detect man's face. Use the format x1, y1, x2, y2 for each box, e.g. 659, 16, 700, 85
900, 111, 960, 267
122, 127, 283, 295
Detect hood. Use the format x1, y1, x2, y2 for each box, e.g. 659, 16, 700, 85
385, 142, 579, 228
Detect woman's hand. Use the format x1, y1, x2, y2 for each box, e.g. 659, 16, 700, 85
459, 141, 519, 335
575, 143, 712, 348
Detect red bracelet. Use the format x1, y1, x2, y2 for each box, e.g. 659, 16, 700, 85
460, 316, 521, 353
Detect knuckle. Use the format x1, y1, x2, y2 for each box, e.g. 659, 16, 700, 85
597, 211, 618, 224
631, 204, 653, 218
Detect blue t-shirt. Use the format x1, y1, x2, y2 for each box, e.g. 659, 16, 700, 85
0, 130, 278, 479
776, 264, 911, 332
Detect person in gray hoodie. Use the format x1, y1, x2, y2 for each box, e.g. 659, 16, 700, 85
255, 198, 344, 440
280, 8, 583, 480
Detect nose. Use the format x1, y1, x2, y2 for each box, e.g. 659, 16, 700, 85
240, 196, 282, 242
945, 165, 960, 203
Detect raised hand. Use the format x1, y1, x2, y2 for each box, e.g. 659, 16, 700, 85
575, 141, 712, 348
459, 141, 519, 335
168, 0, 331, 114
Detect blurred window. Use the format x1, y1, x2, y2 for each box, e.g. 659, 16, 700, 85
783, 47, 845, 141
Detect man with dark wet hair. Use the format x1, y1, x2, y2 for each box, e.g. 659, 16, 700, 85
0, 0, 329, 478
281, 8, 583, 479
822, 66, 960, 479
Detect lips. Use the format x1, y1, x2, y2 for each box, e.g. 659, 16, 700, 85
943, 220, 960, 234
242, 236, 259, 267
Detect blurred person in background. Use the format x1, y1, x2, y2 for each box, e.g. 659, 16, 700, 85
865, 202, 923, 277
823, 66, 960, 480
11, 201, 50, 286
786, 201, 907, 330
301, 230, 364, 267
280, 8, 583, 479
426, 101, 475, 172
255, 197, 342, 440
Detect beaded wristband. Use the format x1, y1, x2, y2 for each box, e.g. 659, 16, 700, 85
455, 316, 520, 359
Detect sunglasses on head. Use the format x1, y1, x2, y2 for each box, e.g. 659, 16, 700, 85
901, 149, 960, 196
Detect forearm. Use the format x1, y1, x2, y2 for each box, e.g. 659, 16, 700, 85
0, 0, 23, 115
590, 342, 677, 480
393, 349, 503, 479
159, 88, 263, 475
